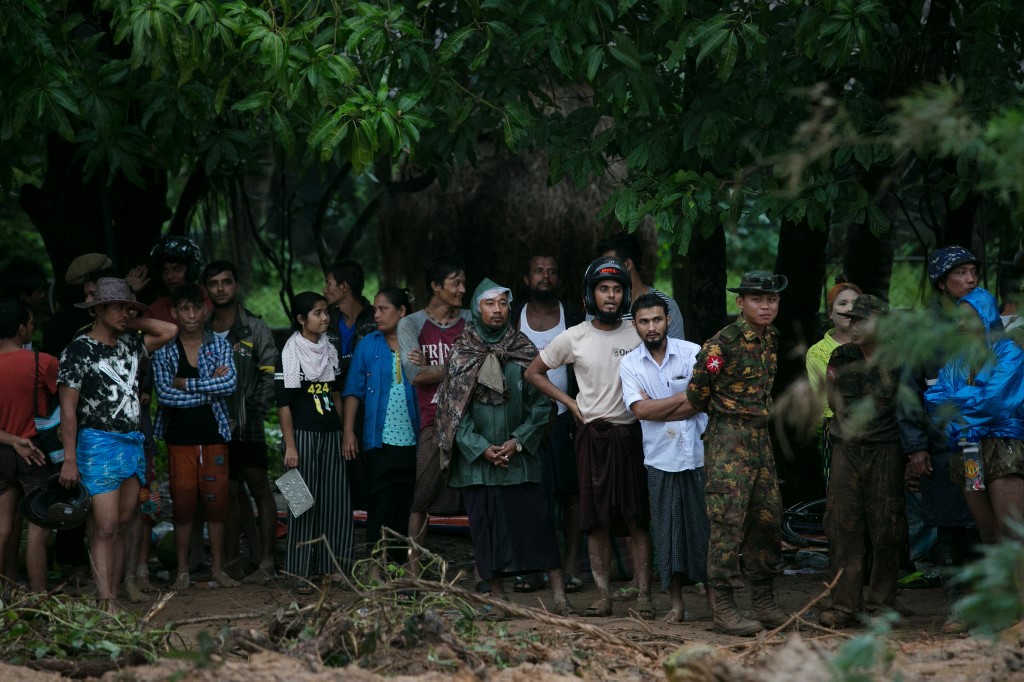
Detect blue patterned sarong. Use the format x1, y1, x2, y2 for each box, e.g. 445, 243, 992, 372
77, 429, 146, 496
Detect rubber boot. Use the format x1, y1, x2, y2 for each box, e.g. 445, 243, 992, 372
751, 582, 788, 628
708, 585, 763, 636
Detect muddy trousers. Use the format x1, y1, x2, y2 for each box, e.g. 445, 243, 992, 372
824, 439, 906, 616
704, 418, 782, 589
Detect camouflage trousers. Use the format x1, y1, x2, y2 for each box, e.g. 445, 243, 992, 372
824, 439, 906, 616
704, 416, 781, 588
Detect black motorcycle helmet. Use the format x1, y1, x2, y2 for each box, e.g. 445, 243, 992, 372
19, 475, 91, 530
582, 256, 631, 323
150, 236, 204, 283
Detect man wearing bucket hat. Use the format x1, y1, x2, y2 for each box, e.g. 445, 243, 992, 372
897, 245, 981, 633
686, 270, 787, 635
818, 295, 906, 629
57, 278, 177, 607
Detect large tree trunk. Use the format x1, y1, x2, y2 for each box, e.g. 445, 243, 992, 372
772, 218, 830, 506
671, 226, 727, 344
842, 222, 894, 299
19, 137, 169, 303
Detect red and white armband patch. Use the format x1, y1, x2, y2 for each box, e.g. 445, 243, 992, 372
705, 355, 724, 373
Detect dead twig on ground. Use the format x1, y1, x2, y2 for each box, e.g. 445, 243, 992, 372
384, 576, 660, 660
142, 591, 175, 624
726, 570, 848, 658
167, 610, 273, 628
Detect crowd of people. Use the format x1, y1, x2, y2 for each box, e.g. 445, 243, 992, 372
0, 236, 1021, 634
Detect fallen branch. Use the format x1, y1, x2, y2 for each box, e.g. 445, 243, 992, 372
382, 577, 660, 661
167, 610, 272, 628
142, 591, 175, 624
726, 570, 845, 657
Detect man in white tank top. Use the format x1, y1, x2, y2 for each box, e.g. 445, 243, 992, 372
512, 256, 585, 594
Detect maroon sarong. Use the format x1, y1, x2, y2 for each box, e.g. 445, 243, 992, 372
575, 420, 649, 535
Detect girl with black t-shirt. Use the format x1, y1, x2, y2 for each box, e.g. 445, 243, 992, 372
276, 292, 352, 582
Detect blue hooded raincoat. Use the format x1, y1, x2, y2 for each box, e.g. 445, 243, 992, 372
924, 288, 1024, 448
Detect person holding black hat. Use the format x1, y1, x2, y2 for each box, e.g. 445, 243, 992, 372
686, 270, 788, 636
818, 295, 905, 629
0, 300, 55, 592
57, 278, 176, 608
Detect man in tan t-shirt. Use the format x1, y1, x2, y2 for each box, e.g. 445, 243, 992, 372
525, 257, 653, 619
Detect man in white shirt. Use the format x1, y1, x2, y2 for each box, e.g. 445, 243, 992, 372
620, 293, 709, 623
526, 257, 652, 619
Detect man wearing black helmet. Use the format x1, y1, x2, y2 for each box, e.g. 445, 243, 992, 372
526, 257, 652, 619
686, 270, 788, 636
147, 237, 210, 326
898, 245, 981, 634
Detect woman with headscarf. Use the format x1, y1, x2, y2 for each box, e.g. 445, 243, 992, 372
435, 279, 575, 615
276, 291, 351, 586
925, 287, 1024, 544
806, 279, 862, 489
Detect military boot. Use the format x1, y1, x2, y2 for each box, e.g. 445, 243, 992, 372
751, 582, 788, 628
708, 586, 763, 636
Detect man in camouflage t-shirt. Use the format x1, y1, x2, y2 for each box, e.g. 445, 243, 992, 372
686, 271, 788, 636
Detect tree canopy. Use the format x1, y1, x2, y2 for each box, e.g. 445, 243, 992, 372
2, 1, 1022, 291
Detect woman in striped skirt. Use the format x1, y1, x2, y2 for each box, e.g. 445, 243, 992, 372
276, 291, 352, 582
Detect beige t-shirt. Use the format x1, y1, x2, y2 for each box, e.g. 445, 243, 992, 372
540, 321, 641, 424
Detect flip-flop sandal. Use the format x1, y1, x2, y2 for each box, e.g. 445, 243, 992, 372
583, 599, 612, 617
612, 586, 640, 601
513, 574, 544, 593
633, 597, 655, 620
564, 573, 583, 593
555, 600, 579, 617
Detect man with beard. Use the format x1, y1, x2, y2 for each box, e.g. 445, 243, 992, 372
398, 257, 471, 575
597, 232, 685, 339
510, 255, 585, 594
686, 270, 788, 636
435, 280, 575, 615
204, 261, 279, 582
526, 257, 651, 619
619, 293, 709, 623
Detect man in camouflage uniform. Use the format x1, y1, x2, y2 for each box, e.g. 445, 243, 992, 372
819, 295, 904, 629
686, 271, 787, 636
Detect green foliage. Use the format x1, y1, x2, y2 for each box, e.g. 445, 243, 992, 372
827, 612, 899, 681
0, 589, 176, 664
3, 0, 1024, 267
952, 524, 1024, 635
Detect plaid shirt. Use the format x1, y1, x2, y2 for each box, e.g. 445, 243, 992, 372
153, 332, 236, 442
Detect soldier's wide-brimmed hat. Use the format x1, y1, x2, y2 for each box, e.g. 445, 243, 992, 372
839, 294, 890, 320
74, 277, 147, 312
727, 270, 788, 294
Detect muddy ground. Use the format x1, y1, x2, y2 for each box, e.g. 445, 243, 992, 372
3, 529, 1023, 681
